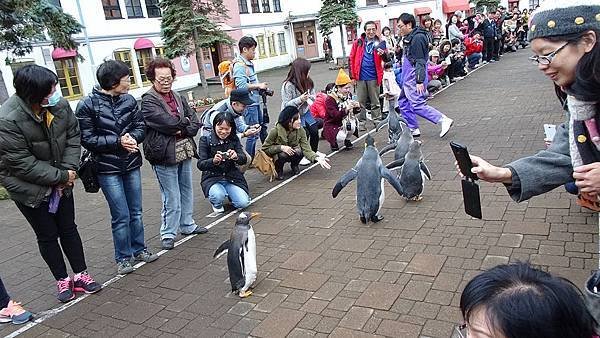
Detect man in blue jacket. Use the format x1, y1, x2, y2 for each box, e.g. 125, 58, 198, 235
397, 13, 453, 138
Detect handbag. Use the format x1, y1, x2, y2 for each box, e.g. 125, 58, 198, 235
175, 138, 196, 163
78, 149, 100, 193
252, 149, 277, 182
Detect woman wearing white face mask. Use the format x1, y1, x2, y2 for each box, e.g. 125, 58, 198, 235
0, 65, 101, 303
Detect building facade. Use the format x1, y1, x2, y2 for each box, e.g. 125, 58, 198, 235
2, 0, 532, 106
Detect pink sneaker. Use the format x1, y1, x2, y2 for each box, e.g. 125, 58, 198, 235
73, 272, 102, 294
0, 300, 33, 325
56, 277, 75, 303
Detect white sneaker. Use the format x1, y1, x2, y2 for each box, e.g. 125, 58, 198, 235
411, 128, 421, 137
212, 206, 225, 213
299, 157, 311, 166
439, 116, 454, 138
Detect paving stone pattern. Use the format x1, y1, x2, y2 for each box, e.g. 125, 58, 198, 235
1, 51, 598, 337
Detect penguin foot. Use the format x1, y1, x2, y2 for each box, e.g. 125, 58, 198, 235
371, 215, 384, 223
344, 140, 353, 149
238, 290, 253, 298
359, 216, 367, 224
408, 196, 423, 201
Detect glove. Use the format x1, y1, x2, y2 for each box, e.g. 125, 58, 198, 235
316, 156, 331, 169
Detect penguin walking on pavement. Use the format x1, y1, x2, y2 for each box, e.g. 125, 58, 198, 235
390, 140, 431, 201
214, 212, 260, 298
332, 134, 403, 223
376, 109, 408, 144
379, 122, 414, 169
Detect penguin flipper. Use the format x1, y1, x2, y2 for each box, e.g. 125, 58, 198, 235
381, 167, 404, 196
379, 143, 396, 157
375, 118, 389, 132
420, 161, 432, 180
332, 168, 358, 198
214, 240, 230, 258
386, 158, 405, 170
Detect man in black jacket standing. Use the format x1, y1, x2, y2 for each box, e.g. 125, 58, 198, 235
396, 13, 453, 138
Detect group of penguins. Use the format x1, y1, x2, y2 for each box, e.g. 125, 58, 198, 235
213, 110, 430, 298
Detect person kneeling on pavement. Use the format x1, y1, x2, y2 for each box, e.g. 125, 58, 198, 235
323, 69, 361, 151
262, 106, 331, 180
200, 88, 261, 141
198, 112, 251, 214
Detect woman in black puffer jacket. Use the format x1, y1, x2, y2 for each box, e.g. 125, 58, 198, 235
76, 60, 157, 275
197, 111, 250, 214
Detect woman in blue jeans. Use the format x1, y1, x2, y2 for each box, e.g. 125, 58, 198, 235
141, 58, 208, 250
76, 60, 158, 274
198, 112, 250, 213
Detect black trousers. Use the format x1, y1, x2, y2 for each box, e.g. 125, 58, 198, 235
274, 151, 303, 173
15, 194, 87, 280
0, 277, 9, 308
483, 37, 495, 61
304, 124, 319, 152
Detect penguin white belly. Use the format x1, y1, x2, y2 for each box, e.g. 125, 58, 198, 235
240, 227, 257, 293
377, 179, 385, 214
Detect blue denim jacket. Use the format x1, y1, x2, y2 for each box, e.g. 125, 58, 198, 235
233, 55, 260, 107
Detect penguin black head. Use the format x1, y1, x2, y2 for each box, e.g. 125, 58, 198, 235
236, 212, 261, 226
365, 133, 375, 147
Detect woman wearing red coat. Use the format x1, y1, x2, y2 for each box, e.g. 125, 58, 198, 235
464, 31, 484, 70
323, 69, 360, 151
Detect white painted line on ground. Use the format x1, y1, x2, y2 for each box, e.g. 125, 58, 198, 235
5, 61, 490, 338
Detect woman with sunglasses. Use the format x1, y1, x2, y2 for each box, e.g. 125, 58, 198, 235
463, 0, 600, 209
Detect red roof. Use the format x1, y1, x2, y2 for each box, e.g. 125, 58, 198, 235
51, 48, 77, 60
442, 0, 470, 13
134, 38, 155, 50
414, 7, 432, 16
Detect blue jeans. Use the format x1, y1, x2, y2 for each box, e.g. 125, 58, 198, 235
208, 181, 251, 210
244, 105, 267, 157
98, 168, 146, 263
152, 159, 198, 239
468, 53, 482, 68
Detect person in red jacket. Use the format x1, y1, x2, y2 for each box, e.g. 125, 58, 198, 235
464, 31, 484, 70
349, 21, 387, 123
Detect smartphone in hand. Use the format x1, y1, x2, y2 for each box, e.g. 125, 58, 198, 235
450, 142, 482, 219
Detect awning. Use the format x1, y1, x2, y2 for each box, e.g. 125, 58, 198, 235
134, 38, 155, 50
508, 0, 519, 2
442, 0, 470, 13
414, 7, 432, 16
51, 48, 77, 60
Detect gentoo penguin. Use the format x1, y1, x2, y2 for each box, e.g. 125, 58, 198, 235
379, 122, 414, 169
391, 140, 431, 201
376, 109, 408, 144
214, 212, 259, 298
332, 134, 403, 223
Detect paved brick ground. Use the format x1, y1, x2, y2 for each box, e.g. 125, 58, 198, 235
1, 51, 598, 338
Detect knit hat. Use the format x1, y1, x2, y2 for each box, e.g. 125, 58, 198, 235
429, 50, 440, 58
528, 0, 600, 41
335, 68, 351, 86
278, 105, 299, 126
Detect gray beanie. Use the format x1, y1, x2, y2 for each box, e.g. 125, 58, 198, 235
528, 0, 600, 41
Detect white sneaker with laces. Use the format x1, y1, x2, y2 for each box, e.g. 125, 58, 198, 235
439, 116, 454, 138
299, 157, 311, 166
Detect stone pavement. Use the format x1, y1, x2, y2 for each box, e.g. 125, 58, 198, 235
1, 51, 598, 338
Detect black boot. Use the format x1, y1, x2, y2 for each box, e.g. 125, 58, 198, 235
344, 139, 353, 149
274, 158, 285, 180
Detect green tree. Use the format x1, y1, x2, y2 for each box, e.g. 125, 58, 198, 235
317, 0, 358, 58
160, 0, 233, 96
0, 0, 82, 103
470, 0, 500, 13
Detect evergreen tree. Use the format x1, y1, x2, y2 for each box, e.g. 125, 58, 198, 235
317, 0, 358, 58
0, 0, 82, 103
160, 0, 233, 95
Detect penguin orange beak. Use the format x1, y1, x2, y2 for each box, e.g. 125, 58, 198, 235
249, 212, 261, 219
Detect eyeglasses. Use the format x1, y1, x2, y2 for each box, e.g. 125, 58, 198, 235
155, 77, 173, 84
529, 42, 570, 65
454, 323, 467, 338
120, 77, 131, 84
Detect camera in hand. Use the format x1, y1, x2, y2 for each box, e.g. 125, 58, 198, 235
258, 88, 274, 97
217, 151, 230, 160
